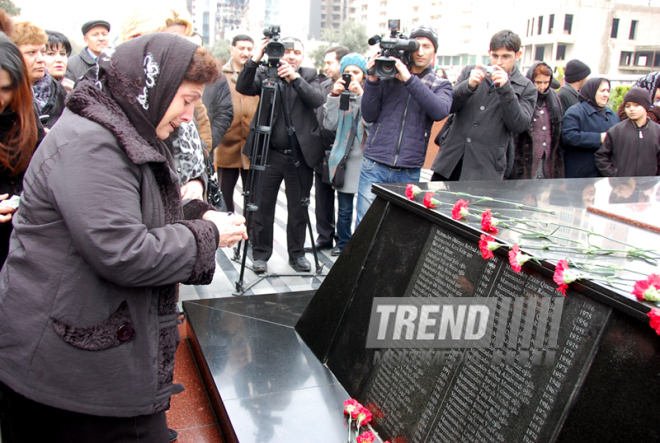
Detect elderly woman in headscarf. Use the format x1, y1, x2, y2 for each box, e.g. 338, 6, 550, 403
617, 71, 660, 123
0, 34, 246, 442
561, 77, 620, 178
511, 62, 564, 179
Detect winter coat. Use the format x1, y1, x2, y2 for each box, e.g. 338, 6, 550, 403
195, 100, 213, 152
562, 101, 620, 178
65, 47, 97, 81
511, 108, 565, 179
595, 118, 660, 177
361, 67, 453, 169
323, 93, 368, 194
237, 59, 324, 168
558, 83, 579, 115
432, 64, 537, 180
207, 61, 257, 169
0, 81, 219, 417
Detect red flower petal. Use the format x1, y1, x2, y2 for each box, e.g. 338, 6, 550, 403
481, 209, 499, 234
479, 234, 495, 260
451, 199, 469, 220
423, 192, 437, 209
344, 399, 361, 415
356, 431, 376, 443
648, 308, 660, 335
508, 245, 522, 273
405, 184, 415, 200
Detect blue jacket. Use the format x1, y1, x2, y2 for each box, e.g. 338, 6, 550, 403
562, 101, 619, 178
361, 67, 453, 168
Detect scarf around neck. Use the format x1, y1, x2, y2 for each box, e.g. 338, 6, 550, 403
525, 62, 563, 122
32, 71, 54, 113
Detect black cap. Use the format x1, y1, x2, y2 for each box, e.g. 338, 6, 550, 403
82, 20, 110, 36
410, 26, 438, 53
564, 59, 590, 83
623, 87, 652, 110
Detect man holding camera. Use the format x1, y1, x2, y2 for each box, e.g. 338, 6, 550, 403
236, 36, 324, 274
356, 25, 453, 226
431, 30, 537, 181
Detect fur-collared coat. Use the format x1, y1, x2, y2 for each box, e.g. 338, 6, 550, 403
0, 80, 218, 417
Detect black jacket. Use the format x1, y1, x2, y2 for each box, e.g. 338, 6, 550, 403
201, 77, 234, 148
595, 119, 660, 177
236, 59, 324, 168
65, 47, 97, 81
37, 75, 67, 129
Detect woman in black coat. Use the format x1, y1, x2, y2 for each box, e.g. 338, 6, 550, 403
0, 33, 43, 265
562, 78, 620, 178
511, 62, 564, 179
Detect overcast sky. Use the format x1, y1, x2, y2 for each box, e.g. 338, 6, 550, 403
13, 0, 187, 48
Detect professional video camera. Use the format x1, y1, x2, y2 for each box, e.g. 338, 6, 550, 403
367, 19, 419, 79
261, 25, 294, 77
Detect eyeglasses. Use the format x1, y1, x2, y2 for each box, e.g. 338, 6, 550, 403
489, 53, 515, 62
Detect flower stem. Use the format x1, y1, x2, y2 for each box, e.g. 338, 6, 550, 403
432, 190, 556, 213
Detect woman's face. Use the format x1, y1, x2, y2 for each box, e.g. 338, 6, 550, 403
533, 73, 551, 93
155, 81, 204, 140
595, 81, 610, 107
343, 65, 364, 84
0, 70, 14, 113
44, 43, 68, 80
654, 87, 660, 104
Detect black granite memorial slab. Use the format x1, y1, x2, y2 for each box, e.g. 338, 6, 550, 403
295, 177, 660, 442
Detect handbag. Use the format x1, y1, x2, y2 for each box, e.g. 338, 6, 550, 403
205, 147, 226, 211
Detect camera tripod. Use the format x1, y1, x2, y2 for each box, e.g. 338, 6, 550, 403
233, 73, 325, 295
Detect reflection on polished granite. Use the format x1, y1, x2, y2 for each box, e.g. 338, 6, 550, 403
184, 293, 350, 443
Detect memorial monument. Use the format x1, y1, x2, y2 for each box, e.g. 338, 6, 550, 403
185, 176, 660, 442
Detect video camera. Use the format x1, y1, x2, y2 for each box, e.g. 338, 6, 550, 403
367, 19, 419, 79
261, 25, 294, 78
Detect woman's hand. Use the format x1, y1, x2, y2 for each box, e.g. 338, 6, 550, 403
348, 78, 363, 96
180, 179, 204, 200
331, 77, 346, 96
0, 194, 16, 223
203, 211, 248, 248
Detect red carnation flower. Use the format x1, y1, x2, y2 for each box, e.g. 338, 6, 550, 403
648, 308, 660, 335
356, 431, 376, 443
452, 199, 470, 220
423, 192, 441, 209
508, 245, 530, 273
479, 234, 500, 260
405, 184, 422, 200
481, 209, 499, 234
344, 399, 361, 416
355, 406, 372, 426
552, 259, 581, 296
632, 274, 660, 302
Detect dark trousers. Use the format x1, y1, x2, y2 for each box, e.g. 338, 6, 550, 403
314, 170, 335, 245
217, 167, 248, 214
0, 381, 168, 443
431, 158, 463, 182
251, 149, 313, 261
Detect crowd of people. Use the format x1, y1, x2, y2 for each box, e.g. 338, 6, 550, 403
0, 7, 659, 441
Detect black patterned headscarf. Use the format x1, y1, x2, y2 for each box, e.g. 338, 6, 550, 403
95, 33, 197, 145
634, 71, 660, 104
578, 77, 610, 114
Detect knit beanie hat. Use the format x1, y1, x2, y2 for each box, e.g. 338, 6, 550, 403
564, 59, 591, 83
409, 25, 438, 52
340, 53, 367, 77
623, 87, 652, 110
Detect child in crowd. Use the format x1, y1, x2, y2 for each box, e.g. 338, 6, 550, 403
595, 87, 660, 177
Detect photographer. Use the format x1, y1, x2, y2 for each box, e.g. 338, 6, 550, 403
323, 53, 370, 256
431, 30, 537, 181
236, 35, 324, 274
356, 25, 453, 226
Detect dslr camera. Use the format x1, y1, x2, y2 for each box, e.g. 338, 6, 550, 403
367, 19, 419, 79
261, 25, 294, 77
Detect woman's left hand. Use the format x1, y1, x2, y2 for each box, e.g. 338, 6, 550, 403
348, 79, 363, 96
0, 194, 16, 223
180, 179, 204, 200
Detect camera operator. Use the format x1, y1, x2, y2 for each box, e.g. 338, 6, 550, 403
236, 35, 324, 274
430, 30, 537, 181
356, 25, 453, 227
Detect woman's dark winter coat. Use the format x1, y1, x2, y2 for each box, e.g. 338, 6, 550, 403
561, 79, 620, 178
510, 62, 564, 179
0, 34, 219, 418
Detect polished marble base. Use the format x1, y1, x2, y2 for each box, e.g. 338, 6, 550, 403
183, 292, 351, 443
